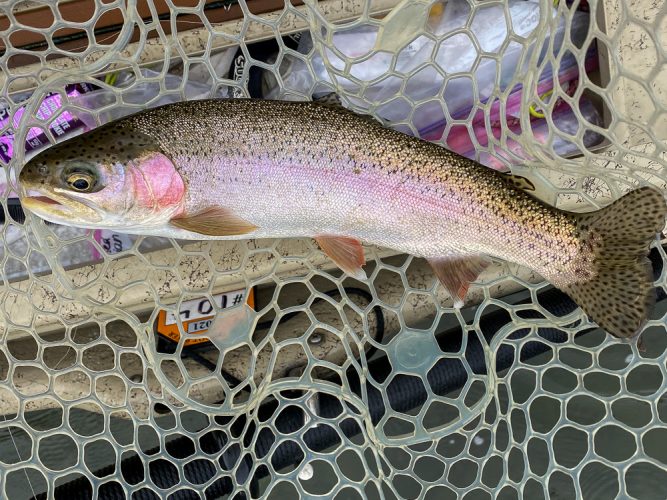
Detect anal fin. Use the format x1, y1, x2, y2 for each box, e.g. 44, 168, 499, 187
170, 207, 258, 236
427, 255, 490, 308
315, 235, 367, 280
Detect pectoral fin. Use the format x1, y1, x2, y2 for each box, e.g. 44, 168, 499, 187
315, 236, 367, 280
427, 256, 490, 308
170, 207, 258, 236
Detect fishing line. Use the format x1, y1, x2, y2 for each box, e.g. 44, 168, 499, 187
0, 387, 36, 498
47, 279, 663, 500
2, 416, 37, 498
0, 298, 83, 498
51, 324, 80, 371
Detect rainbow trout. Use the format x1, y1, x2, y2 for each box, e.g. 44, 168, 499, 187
19, 99, 667, 339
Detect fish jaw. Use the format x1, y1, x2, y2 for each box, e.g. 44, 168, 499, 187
21, 190, 104, 225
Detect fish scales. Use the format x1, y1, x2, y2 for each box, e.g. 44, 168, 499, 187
19, 98, 667, 340
123, 100, 579, 276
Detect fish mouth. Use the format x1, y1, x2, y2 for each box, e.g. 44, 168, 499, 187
27, 195, 62, 206
21, 190, 103, 224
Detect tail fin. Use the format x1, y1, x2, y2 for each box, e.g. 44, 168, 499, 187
562, 187, 666, 340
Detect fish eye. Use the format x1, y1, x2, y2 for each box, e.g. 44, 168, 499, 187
66, 171, 95, 192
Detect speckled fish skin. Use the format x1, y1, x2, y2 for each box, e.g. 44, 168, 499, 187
19, 99, 667, 340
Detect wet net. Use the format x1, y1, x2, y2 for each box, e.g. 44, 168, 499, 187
1, 0, 667, 498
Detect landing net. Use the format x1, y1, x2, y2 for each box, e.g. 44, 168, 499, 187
1, 0, 666, 498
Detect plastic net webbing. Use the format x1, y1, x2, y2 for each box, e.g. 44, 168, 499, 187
0, 0, 666, 498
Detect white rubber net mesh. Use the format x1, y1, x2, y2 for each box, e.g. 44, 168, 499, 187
1, 0, 666, 498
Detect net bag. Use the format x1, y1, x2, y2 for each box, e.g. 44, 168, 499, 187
1, 0, 666, 498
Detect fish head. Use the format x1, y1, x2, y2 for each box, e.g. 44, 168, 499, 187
19, 126, 185, 230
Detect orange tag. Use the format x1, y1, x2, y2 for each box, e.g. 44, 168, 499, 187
156, 288, 255, 346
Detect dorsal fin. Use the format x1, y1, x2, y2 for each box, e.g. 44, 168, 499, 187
313, 92, 344, 108
500, 172, 535, 192
313, 93, 385, 126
